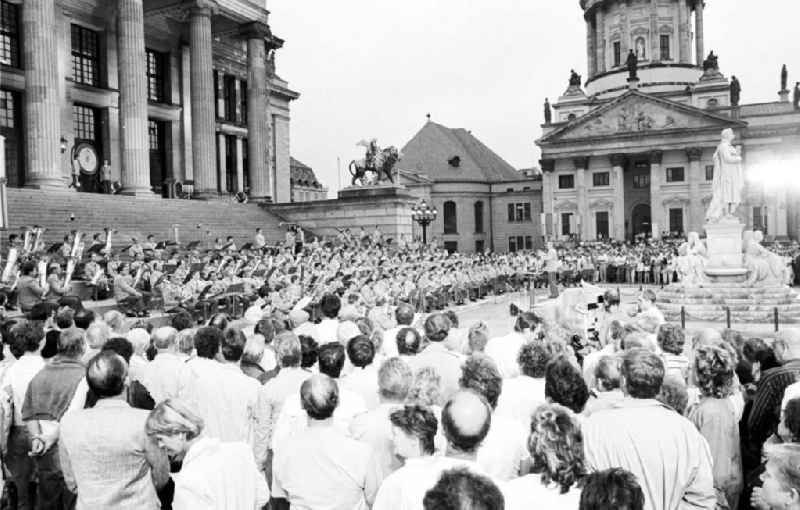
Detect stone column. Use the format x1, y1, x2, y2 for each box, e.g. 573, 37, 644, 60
117, 0, 153, 194
650, 0, 659, 62
649, 150, 664, 239
188, 1, 217, 196
695, 1, 705, 66
677, 0, 689, 64
242, 22, 271, 200
22, 0, 63, 188
574, 157, 590, 240
217, 133, 226, 193
586, 19, 596, 78
595, 8, 606, 74
611, 154, 626, 240
235, 137, 244, 192
686, 147, 703, 233
540, 159, 555, 240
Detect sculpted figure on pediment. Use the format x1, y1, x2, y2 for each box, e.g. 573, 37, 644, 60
560, 98, 699, 140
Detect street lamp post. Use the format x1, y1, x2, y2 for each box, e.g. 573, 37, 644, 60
411, 199, 438, 244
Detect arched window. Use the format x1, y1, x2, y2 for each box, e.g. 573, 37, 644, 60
443, 201, 457, 234
474, 201, 484, 234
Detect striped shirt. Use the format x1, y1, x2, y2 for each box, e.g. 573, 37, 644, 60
747, 360, 800, 447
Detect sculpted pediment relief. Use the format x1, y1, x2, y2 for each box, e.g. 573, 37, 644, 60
539, 91, 745, 144
589, 198, 615, 210
663, 196, 690, 207
554, 200, 578, 211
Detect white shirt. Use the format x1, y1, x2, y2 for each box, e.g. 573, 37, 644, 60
173, 436, 269, 510
272, 387, 367, 450
495, 375, 546, 426
349, 403, 403, 480
341, 365, 380, 410
293, 322, 317, 340
503, 475, 581, 510
380, 327, 403, 358
273, 424, 380, 510
254, 233, 266, 248
3, 353, 44, 426
373, 456, 486, 510
128, 354, 148, 383
782, 380, 800, 412
178, 358, 260, 446
141, 352, 186, 404
484, 332, 527, 378
477, 413, 530, 481
314, 319, 340, 345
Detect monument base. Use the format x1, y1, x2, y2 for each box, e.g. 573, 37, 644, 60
338, 183, 408, 200
703, 216, 747, 284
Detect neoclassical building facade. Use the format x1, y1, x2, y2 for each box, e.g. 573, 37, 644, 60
0, 0, 298, 201
537, 0, 800, 241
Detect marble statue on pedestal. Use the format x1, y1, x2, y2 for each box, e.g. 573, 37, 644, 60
742, 231, 792, 286
705, 129, 744, 223
676, 231, 709, 286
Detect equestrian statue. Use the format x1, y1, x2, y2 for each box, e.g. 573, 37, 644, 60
349, 139, 400, 186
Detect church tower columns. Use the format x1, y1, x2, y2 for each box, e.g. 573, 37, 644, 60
695, 1, 705, 66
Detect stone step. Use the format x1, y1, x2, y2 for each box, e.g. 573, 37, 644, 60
659, 302, 800, 312
659, 297, 796, 306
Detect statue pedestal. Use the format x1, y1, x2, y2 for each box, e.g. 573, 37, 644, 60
704, 217, 747, 283
337, 183, 408, 200
779, 89, 790, 103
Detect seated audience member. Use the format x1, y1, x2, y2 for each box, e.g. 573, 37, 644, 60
373, 390, 494, 509
544, 354, 589, 414
657, 324, 689, 381
496, 342, 548, 425
240, 335, 274, 384
687, 344, 743, 509
145, 399, 268, 510
272, 375, 381, 509
423, 467, 505, 510
409, 313, 463, 401
381, 303, 415, 358
484, 311, 541, 378
459, 354, 529, 481
73, 309, 96, 330
113, 263, 148, 317
583, 355, 624, 416
349, 357, 414, 479
396, 327, 422, 360
314, 293, 341, 344
751, 444, 800, 510
503, 403, 584, 509
59, 351, 169, 509
582, 348, 716, 510
579, 468, 645, 510
342, 335, 380, 409
656, 374, 689, 415
16, 261, 47, 314
298, 334, 319, 370
466, 321, 489, 355
407, 367, 444, 408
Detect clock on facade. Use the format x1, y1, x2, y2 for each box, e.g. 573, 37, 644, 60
74, 143, 98, 174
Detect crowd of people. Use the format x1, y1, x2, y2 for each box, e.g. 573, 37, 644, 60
1, 224, 800, 509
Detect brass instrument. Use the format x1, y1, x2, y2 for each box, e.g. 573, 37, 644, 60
133, 265, 144, 288
2, 248, 17, 283
70, 232, 82, 259
64, 258, 77, 289
38, 259, 47, 289
30, 227, 45, 254
22, 228, 32, 254
103, 227, 117, 254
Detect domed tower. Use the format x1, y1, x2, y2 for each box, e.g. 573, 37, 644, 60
582, 0, 706, 99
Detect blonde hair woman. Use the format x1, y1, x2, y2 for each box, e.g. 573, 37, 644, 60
145, 400, 268, 509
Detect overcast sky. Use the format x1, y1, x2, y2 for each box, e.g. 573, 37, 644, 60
268, 0, 800, 196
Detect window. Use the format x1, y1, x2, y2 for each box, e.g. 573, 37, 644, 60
146, 49, 167, 102
148, 120, 161, 151
660, 35, 671, 60
508, 237, 517, 253
666, 167, 685, 182
558, 174, 574, 189
508, 236, 528, 253
525, 236, 533, 250
0, 88, 14, 128
0, 1, 19, 68
753, 206, 764, 231
613, 41, 621, 67
223, 75, 237, 122
595, 211, 609, 239
593, 172, 610, 187
507, 202, 531, 223
705, 165, 714, 181
474, 201, 484, 234
475, 240, 485, 253
561, 212, 572, 236
443, 201, 457, 234
443, 241, 458, 254
506, 187, 514, 192
71, 25, 100, 86
72, 104, 98, 142
633, 174, 650, 188
507, 203, 514, 222
213, 70, 220, 117
240, 80, 247, 124
669, 208, 684, 235
242, 138, 249, 192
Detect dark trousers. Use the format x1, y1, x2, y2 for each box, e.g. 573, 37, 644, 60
6, 426, 35, 510
34, 446, 75, 510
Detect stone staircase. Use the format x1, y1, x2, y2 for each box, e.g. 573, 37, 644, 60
657, 284, 800, 324
3, 189, 290, 247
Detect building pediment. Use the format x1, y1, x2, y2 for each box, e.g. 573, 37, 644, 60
538, 90, 746, 145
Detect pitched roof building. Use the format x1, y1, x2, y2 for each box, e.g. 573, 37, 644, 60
290, 158, 328, 202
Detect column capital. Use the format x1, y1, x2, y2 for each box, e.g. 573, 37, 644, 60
182, 0, 218, 17
540, 158, 556, 173
238, 21, 271, 41
648, 150, 663, 165
609, 153, 627, 167
685, 147, 703, 162
573, 156, 590, 170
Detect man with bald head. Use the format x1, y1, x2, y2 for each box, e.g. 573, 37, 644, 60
373, 390, 494, 510
59, 351, 169, 509
140, 326, 184, 404
272, 374, 380, 510
748, 328, 800, 453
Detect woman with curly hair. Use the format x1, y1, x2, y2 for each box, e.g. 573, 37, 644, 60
502, 403, 584, 509
687, 344, 743, 509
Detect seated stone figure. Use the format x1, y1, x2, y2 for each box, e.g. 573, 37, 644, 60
675, 232, 709, 287
743, 231, 790, 286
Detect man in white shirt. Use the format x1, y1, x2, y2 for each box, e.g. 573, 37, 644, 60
125, 328, 150, 383
484, 311, 541, 378
634, 289, 665, 334
3, 322, 46, 510
177, 327, 259, 446
459, 355, 530, 481
140, 327, 184, 404
254, 228, 266, 249
341, 336, 380, 410
373, 390, 493, 510
408, 313, 464, 402
273, 375, 381, 509
495, 342, 548, 426
350, 357, 413, 479
380, 303, 416, 358
313, 294, 341, 345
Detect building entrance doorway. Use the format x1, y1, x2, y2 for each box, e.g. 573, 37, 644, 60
631, 203, 652, 239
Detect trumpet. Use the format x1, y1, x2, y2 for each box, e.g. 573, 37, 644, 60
103, 227, 117, 254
